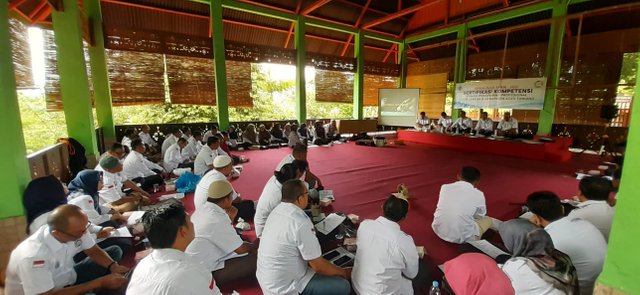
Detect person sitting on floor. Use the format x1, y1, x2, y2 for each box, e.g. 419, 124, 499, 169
23, 175, 69, 235
324, 120, 341, 141
568, 176, 615, 241
121, 128, 136, 151
312, 121, 331, 145
5, 204, 129, 295
123, 139, 164, 190
442, 253, 514, 295
352, 193, 427, 294
138, 124, 158, 152
254, 160, 308, 238
182, 128, 193, 142
432, 166, 501, 244
270, 123, 287, 143
194, 155, 255, 221
258, 124, 273, 146
99, 142, 126, 163
97, 156, 150, 213
415, 111, 430, 131
499, 218, 579, 295
497, 112, 518, 137
228, 125, 245, 150
194, 136, 228, 176
203, 125, 220, 143
452, 110, 473, 134
284, 123, 292, 138
527, 191, 607, 295
242, 123, 260, 146
218, 132, 248, 165
187, 180, 258, 286
257, 179, 351, 295
184, 130, 204, 160
161, 127, 182, 157
298, 123, 310, 142
127, 202, 222, 295
276, 143, 324, 191
288, 123, 301, 147
164, 137, 192, 173
475, 111, 495, 136
436, 112, 453, 132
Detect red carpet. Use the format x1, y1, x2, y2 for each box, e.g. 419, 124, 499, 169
171, 140, 603, 294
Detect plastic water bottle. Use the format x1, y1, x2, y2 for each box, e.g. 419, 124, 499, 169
429, 281, 441, 295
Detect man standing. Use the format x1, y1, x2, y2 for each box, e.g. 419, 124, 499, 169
432, 167, 499, 243
164, 138, 191, 173
527, 191, 607, 295
123, 139, 164, 190
127, 202, 222, 295
415, 112, 430, 131
161, 128, 183, 157
474, 111, 494, 136
497, 112, 518, 136
353, 194, 425, 294
194, 137, 228, 176
568, 176, 615, 240
187, 180, 258, 286
5, 204, 128, 295
257, 179, 351, 295
451, 110, 473, 134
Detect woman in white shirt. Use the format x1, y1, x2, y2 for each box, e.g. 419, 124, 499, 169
500, 219, 579, 295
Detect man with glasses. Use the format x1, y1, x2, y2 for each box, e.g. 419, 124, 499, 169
257, 179, 351, 295
5, 204, 129, 295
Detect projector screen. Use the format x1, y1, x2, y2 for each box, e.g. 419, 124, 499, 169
378, 88, 420, 127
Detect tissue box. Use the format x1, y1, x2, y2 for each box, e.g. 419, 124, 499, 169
320, 199, 332, 207
343, 237, 357, 252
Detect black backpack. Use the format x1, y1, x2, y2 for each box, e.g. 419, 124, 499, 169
57, 137, 87, 178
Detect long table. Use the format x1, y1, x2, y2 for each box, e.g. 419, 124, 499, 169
397, 130, 573, 162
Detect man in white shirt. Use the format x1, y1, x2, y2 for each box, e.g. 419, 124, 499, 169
161, 128, 182, 157
474, 111, 494, 136
568, 176, 615, 240
353, 194, 425, 294
194, 136, 228, 176
415, 111, 430, 131
452, 110, 473, 134
203, 125, 220, 143
432, 167, 499, 243
276, 143, 324, 189
121, 128, 135, 151
436, 111, 453, 132
187, 180, 258, 286
323, 119, 341, 141
184, 130, 204, 160
99, 142, 126, 163
497, 112, 518, 136
98, 156, 150, 212
123, 139, 164, 190
5, 204, 129, 295
527, 191, 607, 295
164, 138, 192, 173
138, 124, 158, 148
257, 179, 351, 295
127, 202, 222, 295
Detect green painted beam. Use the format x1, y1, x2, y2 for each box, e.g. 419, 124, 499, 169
537, 1, 567, 135
221, 0, 294, 22
86, 0, 116, 143
398, 41, 408, 88
405, 25, 463, 44
0, 3, 30, 218
353, 29, 364, 120
451, 26, 467, 121
295, 16, 306, 124
51, 0, 99, 157
211, 0, 230, 130
597, 53, 640, 295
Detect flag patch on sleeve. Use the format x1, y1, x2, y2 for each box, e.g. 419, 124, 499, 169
32, 260, 46, 268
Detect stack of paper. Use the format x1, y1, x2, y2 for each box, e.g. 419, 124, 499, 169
158, 193, 185, 201
315, 213, 345, 235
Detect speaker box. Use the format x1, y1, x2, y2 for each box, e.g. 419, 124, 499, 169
600, 105, 618, 121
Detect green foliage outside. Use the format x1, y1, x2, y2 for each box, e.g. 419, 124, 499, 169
17, 90, 68, 154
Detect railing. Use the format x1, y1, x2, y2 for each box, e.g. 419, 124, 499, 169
26, 143, 71, 182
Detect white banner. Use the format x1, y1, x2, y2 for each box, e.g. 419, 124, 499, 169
454, 77, 547, 110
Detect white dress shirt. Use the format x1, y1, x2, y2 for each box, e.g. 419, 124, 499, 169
416, 117, 430, 126
98, 169, 127, 205
203, 130, 220, 143
164, 143, 185, 173
256, 202, 322, 295
121, 136, 132, 150
567, 200, 614, 241
123, 151, 163, 180
501, 258, 565, 295
67, 192, 112, 225
276, 154, 295, 172
5, 226, 96, 295
438, 116, 452, 128
193, 170, 238, 210
475, 118, 494, 131
254, 175, 283, 238
432, 181, 487, 243
138, 131, 157, 147
353, 217, 419, 295
127, 248, 222, 295
161, 134, 179, 157
453, 117, 473, 129
184, 137, 203, 160
186, 202, 244, 271
194, 145, 228, 176
545, 217, 607, 295
497, 117, 519, 132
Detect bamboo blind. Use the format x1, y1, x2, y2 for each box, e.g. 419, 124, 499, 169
315, 70, 354, 103
363, 75, 399, 106
406, 73, 448, 118
106, 49, 165, 106
165, 55, 216, 105
9, 18, 33, 88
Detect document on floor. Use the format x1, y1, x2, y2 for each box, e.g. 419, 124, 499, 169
110, 227, 133, 238
158, 192, 185, 201
127, 211, 146, 226
468, 239, 508, 259
315, 213, 346, 235
319, 190, 335, 201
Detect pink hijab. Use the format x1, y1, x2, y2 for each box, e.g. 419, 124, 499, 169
444, 253, 515, 295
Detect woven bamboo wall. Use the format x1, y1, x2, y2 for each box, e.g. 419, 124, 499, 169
9, 18, 33, 88
315, 70, 354, 103
363, 75, 399, 106
106, 49, 165, 106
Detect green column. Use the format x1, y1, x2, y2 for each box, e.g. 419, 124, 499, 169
51, 0, 98, 156
0, 3, 30, 218
537, 1, 567, 135
353, 29, 364, 120
85, 0, 115, 143
596, 55, 640, 295
211, 0, 229, 130
295, 15, 306, 124
398, 41, 407, 88
452, 26, 467, 120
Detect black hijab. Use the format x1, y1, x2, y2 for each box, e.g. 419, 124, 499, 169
23, 175, 67, 231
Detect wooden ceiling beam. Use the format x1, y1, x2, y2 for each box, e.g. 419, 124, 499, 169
363, 0, 441, 29
9, 0, 30, 10
333, 0, 411, 22
301, 0, 332, 16
340, 0, 371, 57
284, 0, 304, 49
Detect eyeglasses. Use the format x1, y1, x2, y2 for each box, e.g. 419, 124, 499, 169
58, 222, 92, 241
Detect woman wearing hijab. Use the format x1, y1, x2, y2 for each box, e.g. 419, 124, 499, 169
242, 123, 259, 145
443, 253, 515, 295
499, 219, 579, 295
298, 123, 309, 141
23, 175, 68, 234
